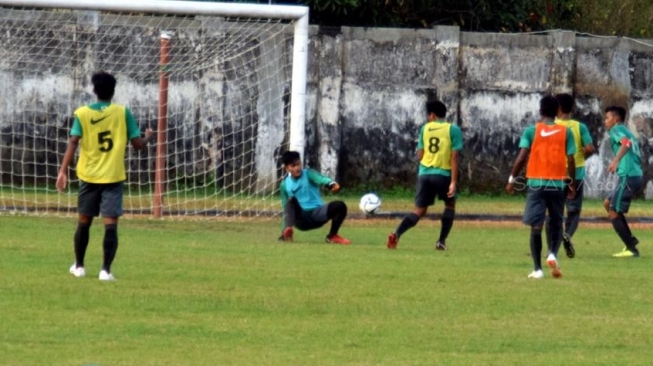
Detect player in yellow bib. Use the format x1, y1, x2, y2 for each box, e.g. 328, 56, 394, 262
56, 72, 153, 281
387, 100, 463, 250
545, 93, 595, 259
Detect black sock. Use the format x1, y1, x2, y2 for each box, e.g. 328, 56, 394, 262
565, 211, 580, 238
74, 222, 91, 267
327, 201, 347, 237
102, 224, 118, 273
612, 215, 636, 251
544, 216, 552, 249
396, 213, 419, 238
618, 213, 633, 238
438, 208, 455, 243
548, 219, 563, 256
530, 228, 543, 270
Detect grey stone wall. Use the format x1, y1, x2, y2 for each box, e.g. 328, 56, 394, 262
1, 8, 652, 199
306, 27, 653, 198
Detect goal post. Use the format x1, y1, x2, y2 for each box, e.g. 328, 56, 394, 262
0, 0, 309, 218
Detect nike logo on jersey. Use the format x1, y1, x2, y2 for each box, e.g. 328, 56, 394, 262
540, 129, 561, 137
428, 127, 443, 132
90, 115, 109, 125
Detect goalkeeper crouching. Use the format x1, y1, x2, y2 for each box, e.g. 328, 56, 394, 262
278, 151, 351, 245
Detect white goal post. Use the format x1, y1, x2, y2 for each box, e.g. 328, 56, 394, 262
0, 0, 308, 218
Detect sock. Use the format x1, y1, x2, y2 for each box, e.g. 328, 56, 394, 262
612, 215, 636, 251
544, 216, 552, 250
327, 201, 347, 238
102, 224, 118, 273
438, 208, 455, 243
396, 213, 419, 238
283, 197, 299, 229
548, 218, 563, 256
565, 210, 580, 238
74, 222, 91, 267
618, 213, 633, 239
530, 228, 543, 271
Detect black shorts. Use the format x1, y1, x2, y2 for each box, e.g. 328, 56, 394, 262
606, 176, 643, 213
522, 186, 565, 226
295, 204, 330, 231
78, 181, 124, 218
415, 174, 454, 208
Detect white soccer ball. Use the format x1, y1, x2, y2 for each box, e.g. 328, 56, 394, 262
359, 193, 382, 214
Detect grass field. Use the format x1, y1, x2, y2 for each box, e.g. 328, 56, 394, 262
1, 212, 653, 365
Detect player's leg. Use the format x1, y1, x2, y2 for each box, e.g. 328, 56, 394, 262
562, 181, 583, 258
545, 188, 565, 257
436, 175, 455, 250
70, 182, 100, 278
523, 187, 546, 278
544, 188, 565, 278
281, 197, 303, 241
388, 176, 433, 249
611, 177, 643, 258
98, 182, 124, 280
324, 200, 350, 244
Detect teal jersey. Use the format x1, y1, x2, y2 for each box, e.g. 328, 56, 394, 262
71, 102, 140, 140
280, 168, 334, 229
519, 122, 576, 188
416, 120, 463, 177
280, 168, 333, 210
575, 122, 593, 180
608, 124, 643, 177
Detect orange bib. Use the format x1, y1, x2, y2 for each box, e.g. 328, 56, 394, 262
526, 123, 568, 180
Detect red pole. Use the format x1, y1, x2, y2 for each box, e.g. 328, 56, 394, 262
154, 33, 171, 218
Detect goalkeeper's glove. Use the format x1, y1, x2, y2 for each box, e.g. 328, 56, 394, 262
327, 182, 340, 193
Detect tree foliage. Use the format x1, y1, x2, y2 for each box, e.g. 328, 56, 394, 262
235, 0, 653, 38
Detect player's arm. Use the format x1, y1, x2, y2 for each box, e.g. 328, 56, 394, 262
579, 123, 595, 158
608, 138, 632, 173
56, 116, 82, 193
506, 127, 533, 194
416, 125, 425, 162
126, 108, 154, 150
448, 125, 463, 197
506, 148, 529, 194
565, 127, 577, 199
307, 169, 340, 192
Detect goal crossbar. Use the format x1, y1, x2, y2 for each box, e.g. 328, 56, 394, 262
0, 0, 309, 158
0, 0, 309, 218
0, 0, 308, 19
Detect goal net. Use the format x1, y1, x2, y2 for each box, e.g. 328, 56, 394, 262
0, 0, 308, 219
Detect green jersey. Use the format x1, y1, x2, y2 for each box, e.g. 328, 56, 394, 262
608, 124, 643, 177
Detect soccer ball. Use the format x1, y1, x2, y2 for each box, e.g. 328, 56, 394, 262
359, 193, 382, 214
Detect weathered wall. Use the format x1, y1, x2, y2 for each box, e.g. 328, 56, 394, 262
1, 9, 652, 198
306, 27, 653, 198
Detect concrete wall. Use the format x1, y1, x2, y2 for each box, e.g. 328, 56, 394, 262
1, 9, 652, 198
306, 26, 653, 198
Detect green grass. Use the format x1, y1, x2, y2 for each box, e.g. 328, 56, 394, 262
1, 216, 653, 365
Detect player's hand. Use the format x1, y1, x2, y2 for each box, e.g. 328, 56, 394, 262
56, 172, 67, 193
447, 182, 456, 198
505, 183, 515, 195
328, 182, 340, 193
607, 160, 618, 174
567, 185, 576, 200
144, 128, 154, 141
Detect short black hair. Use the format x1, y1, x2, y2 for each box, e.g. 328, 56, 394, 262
91, 71, 116, 101
426, 100, 447, 118
555, 93, 574, 114
540, 95, 558, 119
605, 106, 627, 122
281, 151, 301, 166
